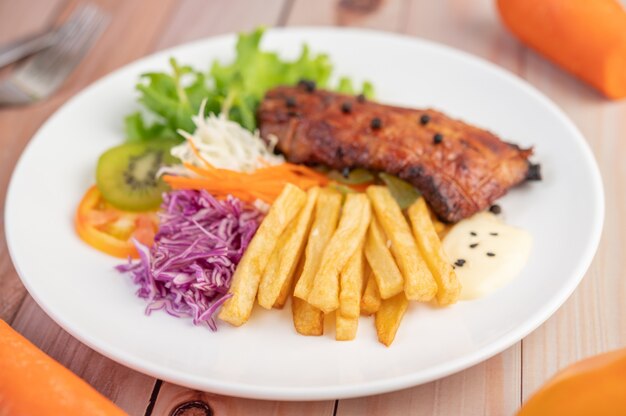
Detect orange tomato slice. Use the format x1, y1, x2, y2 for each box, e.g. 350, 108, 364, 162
75, 186, 158, 258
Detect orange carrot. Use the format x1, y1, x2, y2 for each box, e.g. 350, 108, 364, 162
0, 320, 126, 415
164, 162, 329, 204
497, 0, 626, 99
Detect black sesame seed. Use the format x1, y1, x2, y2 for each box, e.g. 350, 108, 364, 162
342, 167, 351, 178
490, 232, 499, 236
371, 117, 382, 129
469, 243, 479, 248
470, 231, 477, 236
486, 252, 496, 257
420, 114, 430, 125
341, 101, 352, 113
298, 79, 316, 92
356, 93, 366, 103
285, 96, 296, 108
489, 204, 502, 214
433, 133, 443, 144
454, 259, 466, 267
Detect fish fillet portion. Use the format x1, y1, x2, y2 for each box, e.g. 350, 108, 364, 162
258, 85, 538, 222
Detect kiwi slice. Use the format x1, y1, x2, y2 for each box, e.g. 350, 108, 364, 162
96, 141, 178, 211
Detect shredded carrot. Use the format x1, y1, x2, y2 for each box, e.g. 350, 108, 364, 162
164, 162, 329, 204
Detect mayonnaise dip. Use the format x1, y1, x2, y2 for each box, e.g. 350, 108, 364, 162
443, 212, 532, 300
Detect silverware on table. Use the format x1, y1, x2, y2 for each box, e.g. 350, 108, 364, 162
0, 4, 109, 106
0, 31, 58, 69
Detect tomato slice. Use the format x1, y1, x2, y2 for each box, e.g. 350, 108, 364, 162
75, 186, 158, 258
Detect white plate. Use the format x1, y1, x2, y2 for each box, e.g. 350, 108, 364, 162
5, 28, 604, 400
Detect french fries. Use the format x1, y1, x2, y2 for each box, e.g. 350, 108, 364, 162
292, 297, 324, 336
375, 292, 409, 347
307, 194, 371, 313
274, 254, 305, 309
408, 197, 461, 305
336, 313, 358, 341
258, 187, 320, 309
339, 241, 365, 319
293, 189, 343, 300
361, 266, 382, 315
364, 217, 404, 299
366, 186, 437, 302
218, 184, 307, 326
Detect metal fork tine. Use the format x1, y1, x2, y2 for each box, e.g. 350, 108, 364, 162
1, 4, 109, 105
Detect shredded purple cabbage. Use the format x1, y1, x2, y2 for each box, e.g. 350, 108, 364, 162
116, 189, 263, 330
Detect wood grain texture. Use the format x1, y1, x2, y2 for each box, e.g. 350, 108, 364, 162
519, 42, 626, 403
151, 383, 335, 416
0, 0, 67, 323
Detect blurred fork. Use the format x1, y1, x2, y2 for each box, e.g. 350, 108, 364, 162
0, 4, 109, 106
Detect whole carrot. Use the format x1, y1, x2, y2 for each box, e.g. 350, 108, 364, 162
0, 320, 126, 416
497, 0, 626, 99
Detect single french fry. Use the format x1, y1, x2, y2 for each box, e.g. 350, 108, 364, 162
375, 292, 409, 347
308, 194, 371, 313
336, 313, 358, 341
293, 189, 343, 300
339, 241, 365, 319
361, 266, 382, 315
366, 186, 436, 302
364, 217, 404, 299
258, 187, 320, 309
274, 250, 305, 309
408, 197, 461, 305
219, 184, 307, 326
292, 297, 324, 336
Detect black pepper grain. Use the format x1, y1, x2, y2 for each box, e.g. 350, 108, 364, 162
486, 252, 496, 257
356, 93, 366, 103
420, 114, 430, 125
285, 96, 296, 108
298, 79, 316, 92
371, 117, 382, 129
489, 204, 502, 214
342, 167, 351, 178
469, 243, 478, 248
341, 101, 352, 113
433, 133, 443, 144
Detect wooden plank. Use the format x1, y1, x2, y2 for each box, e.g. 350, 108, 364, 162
336, 345, 520, 416
0, 0, 68, 324
153, 0, 286, 51
11, 296, 156, 416
288, 0, 407, 30
519, 49, 626, 403
151, 383, 335, 416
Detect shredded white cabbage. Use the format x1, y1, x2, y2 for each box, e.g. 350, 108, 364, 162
170, 101, 284, 173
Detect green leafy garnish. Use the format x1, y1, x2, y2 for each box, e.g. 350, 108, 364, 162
126, 27, 374, 141
379, 173, 421, 209
327, 168, 375, 185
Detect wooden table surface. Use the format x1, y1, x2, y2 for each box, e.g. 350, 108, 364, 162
1, 1, 623, 415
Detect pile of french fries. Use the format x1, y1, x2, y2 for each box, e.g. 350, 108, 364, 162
218, 183, 461, 346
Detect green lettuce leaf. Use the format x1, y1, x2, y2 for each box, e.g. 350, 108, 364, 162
125, 27, 374, 141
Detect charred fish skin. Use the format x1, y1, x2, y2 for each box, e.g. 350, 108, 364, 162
258, 85, 537, 222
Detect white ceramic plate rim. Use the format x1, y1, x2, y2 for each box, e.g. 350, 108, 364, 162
5, 27, 604, 400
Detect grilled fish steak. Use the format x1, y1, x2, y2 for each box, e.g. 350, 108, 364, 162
258, 85, 539, 222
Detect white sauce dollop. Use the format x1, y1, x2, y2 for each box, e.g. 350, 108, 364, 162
443, 212, 532, 300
